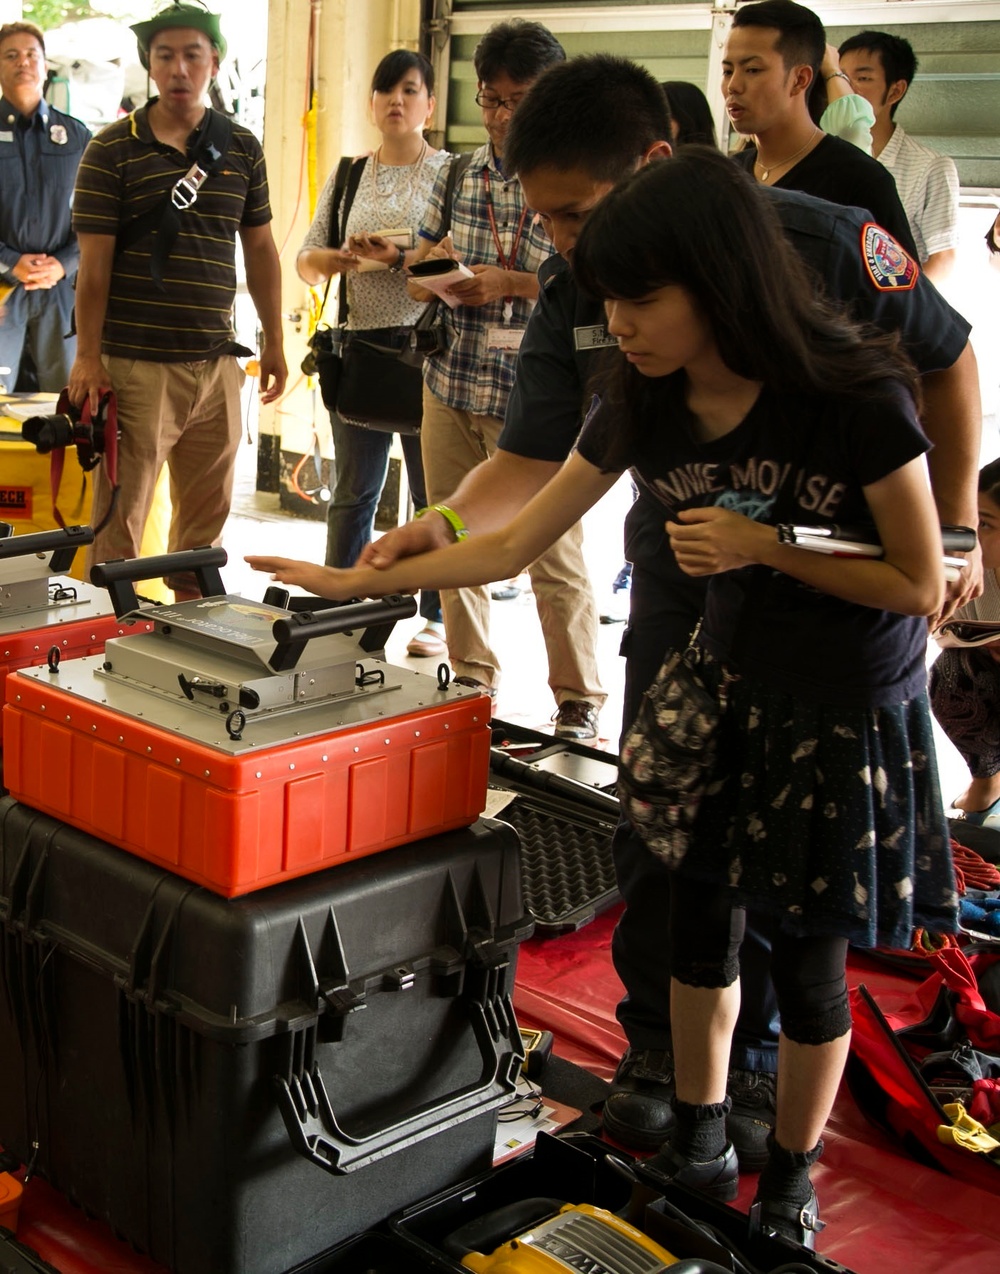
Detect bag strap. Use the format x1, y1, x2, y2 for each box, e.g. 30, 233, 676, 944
115, 108, 235, 291
410, 151, 473, 333
313, 156, 351, 323
329, 156, 367, 327
440, 151, 473, 231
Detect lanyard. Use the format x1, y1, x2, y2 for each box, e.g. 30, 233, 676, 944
482, 167, 528, 324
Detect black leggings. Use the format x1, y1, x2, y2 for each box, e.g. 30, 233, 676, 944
668, 876, 852, 1046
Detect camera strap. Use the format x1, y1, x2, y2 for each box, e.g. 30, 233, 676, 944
49, 390, 120, 534
115, 109, 235, 291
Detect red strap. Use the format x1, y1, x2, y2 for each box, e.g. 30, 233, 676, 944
48, 389, 119, 533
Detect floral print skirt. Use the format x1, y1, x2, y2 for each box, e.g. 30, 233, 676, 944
679, 661, 958, 949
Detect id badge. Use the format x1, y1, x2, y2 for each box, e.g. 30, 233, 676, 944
487, 326, 525, 353
574, 323, 618, 351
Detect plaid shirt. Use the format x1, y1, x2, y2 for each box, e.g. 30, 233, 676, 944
419, 142, 554, 419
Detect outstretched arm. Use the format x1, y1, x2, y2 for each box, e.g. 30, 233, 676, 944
357, 448, 563, 568
248, 451, 617, 599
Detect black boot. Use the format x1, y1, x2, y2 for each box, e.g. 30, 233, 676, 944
751, 1135, 826, 1250
601, 1047, 677, 1152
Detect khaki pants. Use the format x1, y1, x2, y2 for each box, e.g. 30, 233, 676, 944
421, 383, 605, 707
85, 355, 244, 590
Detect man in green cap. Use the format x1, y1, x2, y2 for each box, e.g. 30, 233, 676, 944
69, 2, 286, 599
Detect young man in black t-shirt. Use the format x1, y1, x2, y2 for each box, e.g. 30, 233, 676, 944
723, 0, 918, 260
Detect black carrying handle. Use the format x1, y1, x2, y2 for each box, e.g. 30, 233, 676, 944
269, 594, 418, 670
444, 1199, 566, 1259
275, 987, 520, 1174
90, 546, 227, 617
489, 747, 621, 819
0, 524, 94, 575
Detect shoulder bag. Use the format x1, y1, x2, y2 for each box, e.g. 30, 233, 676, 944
617, 621, 730, 869
331, 151, 474, 434
305, 156, 364, 412
619, 426, 816, 868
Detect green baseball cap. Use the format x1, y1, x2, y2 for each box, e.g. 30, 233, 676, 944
131, 1, 227, 71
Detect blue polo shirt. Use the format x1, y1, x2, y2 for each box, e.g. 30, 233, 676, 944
0, 95, 90, 278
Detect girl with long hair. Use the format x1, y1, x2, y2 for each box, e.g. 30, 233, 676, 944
252, 147, 956, 1245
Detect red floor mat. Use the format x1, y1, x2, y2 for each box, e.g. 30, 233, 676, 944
515, 905, 1000, 1274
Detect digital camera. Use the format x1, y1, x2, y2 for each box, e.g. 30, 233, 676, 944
22, 390, 116, 472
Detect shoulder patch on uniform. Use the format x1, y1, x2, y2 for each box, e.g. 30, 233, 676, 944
861, 223, 919, 291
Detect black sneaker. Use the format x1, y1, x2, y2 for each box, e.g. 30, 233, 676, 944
553, 700, 599, 740
601, 1047, 677, 1152
727, 1067, 777, 1171
640, 1139, 739, 1203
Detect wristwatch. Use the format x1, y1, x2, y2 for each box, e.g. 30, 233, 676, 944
388, 246, 407, 273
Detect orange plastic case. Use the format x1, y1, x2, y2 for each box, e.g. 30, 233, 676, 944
3, 669, 492, 896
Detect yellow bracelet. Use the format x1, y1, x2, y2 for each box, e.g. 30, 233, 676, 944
415, 503, 469, 541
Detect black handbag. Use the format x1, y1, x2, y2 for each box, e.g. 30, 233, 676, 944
306, 152, 474, 432
336, 329, 424, 433
617, 623, 732, 868
302, 157, 362, 411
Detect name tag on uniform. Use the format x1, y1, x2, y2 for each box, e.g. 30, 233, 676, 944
487, 326, 525, 352
574, 323, 618, 351
0, 131, 13, 143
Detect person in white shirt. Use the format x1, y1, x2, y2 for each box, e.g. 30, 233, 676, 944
838, 30, 960, 284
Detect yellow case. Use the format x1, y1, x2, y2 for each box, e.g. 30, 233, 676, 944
461, 1202, 678, 1272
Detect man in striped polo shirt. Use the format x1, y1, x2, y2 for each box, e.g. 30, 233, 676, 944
68, 2, 286, 598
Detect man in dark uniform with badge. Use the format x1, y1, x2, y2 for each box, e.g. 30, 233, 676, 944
357, 55, 981, 1182
0, 21, 89, 393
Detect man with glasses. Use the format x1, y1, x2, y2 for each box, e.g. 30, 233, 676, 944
0, 21, 89, 393
408, 19, 605, 739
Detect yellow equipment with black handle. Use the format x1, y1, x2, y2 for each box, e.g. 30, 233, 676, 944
449, 1198, 734, 1274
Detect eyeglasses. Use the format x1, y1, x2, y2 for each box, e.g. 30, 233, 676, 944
475, 90, 523, 113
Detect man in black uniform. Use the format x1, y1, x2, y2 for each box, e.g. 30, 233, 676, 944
0, 21, 89, 392
724, 1, 917, 259
358, 54, 981, 1171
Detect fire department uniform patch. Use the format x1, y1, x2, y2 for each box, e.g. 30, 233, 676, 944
862, 223, 918, 291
